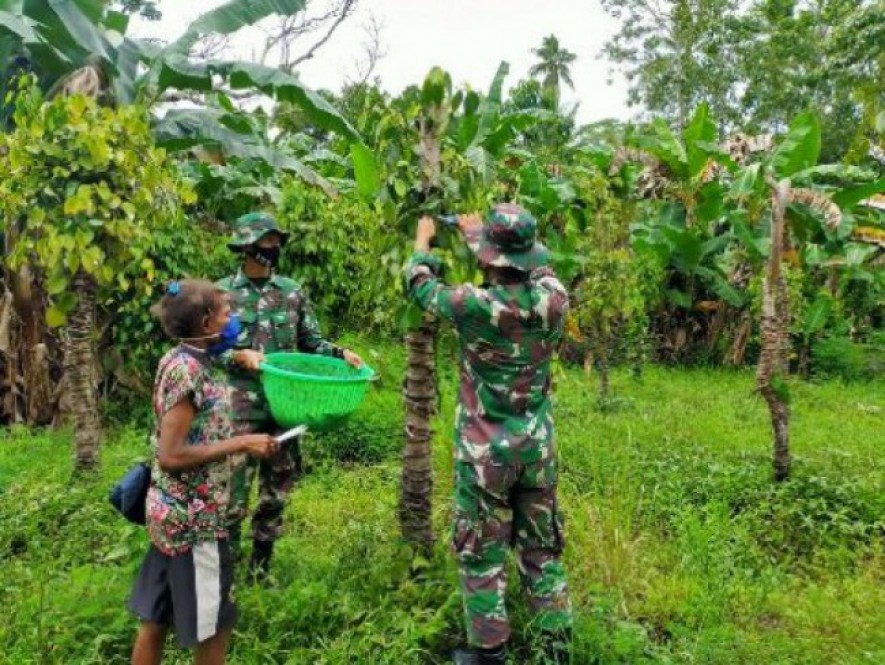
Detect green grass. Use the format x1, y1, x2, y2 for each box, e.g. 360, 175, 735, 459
1, 338, 883, 664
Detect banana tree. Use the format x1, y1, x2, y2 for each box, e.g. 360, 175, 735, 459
612, 104, 749, 361
728, 112, 849, 480
0, 0, 375, 190
153, 97, 339, 199
0, 0, 145, 111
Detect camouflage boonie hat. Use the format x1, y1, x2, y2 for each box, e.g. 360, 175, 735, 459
464, 203, 548, 271
227, 212, 290, 251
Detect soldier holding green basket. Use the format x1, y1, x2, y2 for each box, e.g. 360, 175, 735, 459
218, 212, 362, 582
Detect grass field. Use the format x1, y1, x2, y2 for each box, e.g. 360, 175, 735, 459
1, 337, 883, 664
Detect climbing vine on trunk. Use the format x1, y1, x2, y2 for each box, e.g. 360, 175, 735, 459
0, 88, 193, 469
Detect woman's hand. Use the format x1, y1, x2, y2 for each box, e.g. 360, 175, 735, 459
233, 349, 264, 371
235, 434, 278, 459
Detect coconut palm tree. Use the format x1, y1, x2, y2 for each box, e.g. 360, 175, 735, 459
529, 35, 577, 104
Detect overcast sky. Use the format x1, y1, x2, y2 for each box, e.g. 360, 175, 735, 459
130, 0, 633, 124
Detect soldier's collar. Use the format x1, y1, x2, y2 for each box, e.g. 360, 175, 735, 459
231, 270, 251, 288
233, 269, 284, 290
269, 273, 289, 288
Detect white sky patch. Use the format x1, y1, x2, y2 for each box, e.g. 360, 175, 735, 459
131, 0, 633, 124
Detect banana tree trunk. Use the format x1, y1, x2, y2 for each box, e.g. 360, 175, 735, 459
728, 310, 752, 366
0, 287, 17, 422
400, 319, 437, 550
757, 180, 792, 481
64, 271, 101, 471
4, 262, 55, 425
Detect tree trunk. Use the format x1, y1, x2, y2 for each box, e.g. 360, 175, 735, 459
826, 267, 839, 296
5, 264, 55, 425
399, 319, 437, 551
727, 310, 752, 366
798, 340, 811, 378
597, 341, 610, 401
0, 287, 19, 422
64, 272, 101, 471
399, 102, 445, 552
757, 180, 792, 481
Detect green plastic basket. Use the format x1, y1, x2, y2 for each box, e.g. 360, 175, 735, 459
259, 352, 375, 430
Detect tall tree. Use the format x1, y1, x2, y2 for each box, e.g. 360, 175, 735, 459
601, 0, 878, 157
600, 0, 740, 131
727, 112, 848, 480
826, 0, 885, 162
733, 0, 865, 161
258, 0, 359, 73
529, 34, 577, 104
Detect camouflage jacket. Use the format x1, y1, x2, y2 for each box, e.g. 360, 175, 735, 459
404, 251, 569, 464
217, 270, 343, 423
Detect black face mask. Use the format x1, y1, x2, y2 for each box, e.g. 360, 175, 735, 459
246, 245, 281, 268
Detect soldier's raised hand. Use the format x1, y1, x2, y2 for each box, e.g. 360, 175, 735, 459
415, 216, 437, 251
457, 212, 483, 235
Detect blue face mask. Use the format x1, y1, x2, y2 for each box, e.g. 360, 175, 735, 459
207, 313, 241, 357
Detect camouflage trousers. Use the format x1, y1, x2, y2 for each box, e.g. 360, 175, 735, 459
452, 451, 572, 649
227, 420, 302, 558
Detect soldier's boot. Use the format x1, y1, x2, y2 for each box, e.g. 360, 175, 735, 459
452, 644, 506, 665
247, 539, 274, 586
539, 630, 571, 664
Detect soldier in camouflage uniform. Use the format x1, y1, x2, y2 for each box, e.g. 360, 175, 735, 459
218, 212, 362, 582
405, 204, 572, 665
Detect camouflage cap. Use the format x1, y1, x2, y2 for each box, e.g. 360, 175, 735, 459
464, 203, 548, 271
227, 212, 290, 251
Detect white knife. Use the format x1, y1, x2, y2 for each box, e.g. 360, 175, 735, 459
274, 424, 308, 444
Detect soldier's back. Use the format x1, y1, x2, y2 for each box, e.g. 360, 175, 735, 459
458, 271, 569, 420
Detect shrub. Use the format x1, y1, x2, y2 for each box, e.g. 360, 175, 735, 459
811, 335, 885, 381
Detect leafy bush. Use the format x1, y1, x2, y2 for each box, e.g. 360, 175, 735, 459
277, 180, 403, 335
811, 335, 885, 381
0, 89, 194, 325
